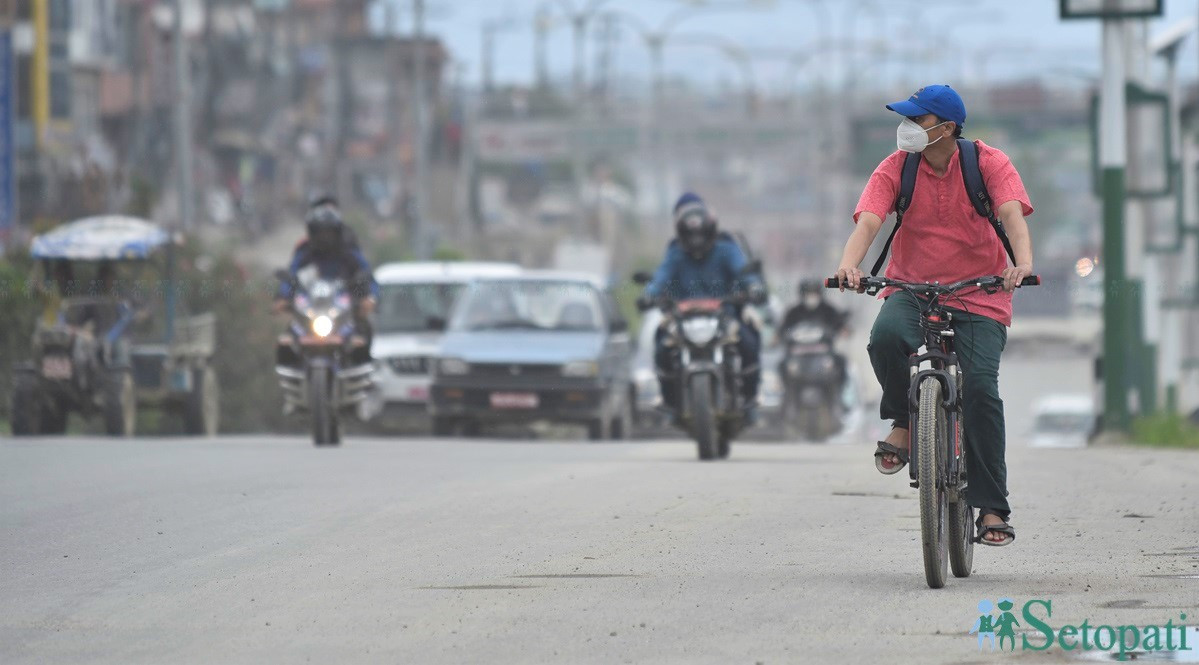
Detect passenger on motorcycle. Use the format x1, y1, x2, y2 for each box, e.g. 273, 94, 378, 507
638, 192, 766, 421
273, 205, 379, 364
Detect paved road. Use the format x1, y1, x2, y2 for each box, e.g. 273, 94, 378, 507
2, 427, 1197, 664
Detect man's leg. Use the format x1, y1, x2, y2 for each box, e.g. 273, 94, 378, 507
951, 311, 1012, 534
867, 292, 924, 461
739, 323, 762, 402
653, 327, 678, 411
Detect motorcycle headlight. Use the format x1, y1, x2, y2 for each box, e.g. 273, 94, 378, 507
791, 327, 824, 344
562, 361, 599, 378
681, 317, 720, 346
312, 315, 334, 338
439, 358, 470, 375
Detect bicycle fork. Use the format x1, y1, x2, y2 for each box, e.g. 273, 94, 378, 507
906, 348, 966, 499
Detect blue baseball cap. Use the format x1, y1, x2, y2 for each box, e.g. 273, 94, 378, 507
886, 84, 966, 127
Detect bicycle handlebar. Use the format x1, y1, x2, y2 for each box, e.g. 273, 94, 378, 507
824, 275, 1041, 291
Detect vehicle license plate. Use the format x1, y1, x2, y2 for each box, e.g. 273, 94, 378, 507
490, 392, 539, 409
41, 356, 72, 380
407, 386, 429, 401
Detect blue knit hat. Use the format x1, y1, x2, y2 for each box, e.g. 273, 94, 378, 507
674, 192, 706, 219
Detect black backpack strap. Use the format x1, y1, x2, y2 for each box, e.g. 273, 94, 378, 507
957, 138, 1018, 266
871, 151, 921, 276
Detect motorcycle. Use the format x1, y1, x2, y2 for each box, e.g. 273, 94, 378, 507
635, 265, 764, 461
780, 322, 844, 442
274, 268, 375, 446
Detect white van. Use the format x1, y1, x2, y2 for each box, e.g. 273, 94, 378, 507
366, 262, 521, 430
1028, 394, 1095, 448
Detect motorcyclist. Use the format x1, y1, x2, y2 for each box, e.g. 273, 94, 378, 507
638, 192, 766, 420
781, 279, 851, 411
305, 191, 362, 249
782, 280, 848, 334
273, 205, 379, 364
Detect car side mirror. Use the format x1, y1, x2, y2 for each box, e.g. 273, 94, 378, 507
426, 316, 447, 332
740, 260, 763, 277
631, 271, 652, 285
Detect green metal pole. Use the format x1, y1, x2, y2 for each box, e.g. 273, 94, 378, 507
1100, 19, 1131, 431
1132, 283, 1157, 414
1102, 166, 1131, 429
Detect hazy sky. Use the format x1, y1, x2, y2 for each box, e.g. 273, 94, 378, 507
373, 0, 1199, 94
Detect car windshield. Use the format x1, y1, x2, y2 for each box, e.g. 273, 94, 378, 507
452, 281, 604, 332
1033, 412, 1092, 434
376, 282, 465, 333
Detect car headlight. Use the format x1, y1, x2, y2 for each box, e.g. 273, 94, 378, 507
312, 315, 334, 338
439, 358, 470, 375
681, 317, 720, 346
562, 361, 599, 378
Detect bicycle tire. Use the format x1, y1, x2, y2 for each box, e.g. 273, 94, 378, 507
917, 376, 948, 589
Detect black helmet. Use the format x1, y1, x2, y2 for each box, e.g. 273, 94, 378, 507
799, 279, 824, 307
799, 279, 823, 297
673, 192, 717, 260
305, 205, 345, 254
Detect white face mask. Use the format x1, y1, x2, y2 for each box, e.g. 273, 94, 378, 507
896, 118, 949, 153
803, 295, 820, 309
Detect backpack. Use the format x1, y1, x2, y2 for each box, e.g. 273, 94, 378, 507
870, 138, 1018, 276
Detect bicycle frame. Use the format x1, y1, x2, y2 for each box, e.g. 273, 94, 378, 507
905, 298, 965, 499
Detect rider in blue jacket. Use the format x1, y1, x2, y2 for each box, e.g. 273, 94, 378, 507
273, 204, 379, 364
274, 205, 379, 305
640, 192, 765, 419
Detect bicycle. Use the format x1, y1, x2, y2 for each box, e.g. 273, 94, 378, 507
825, 274, 1040, 588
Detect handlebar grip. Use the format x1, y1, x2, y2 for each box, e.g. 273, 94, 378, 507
1020, 275, 1041, 287
824, 277, 841, 289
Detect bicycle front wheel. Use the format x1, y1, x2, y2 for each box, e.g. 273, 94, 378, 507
917, 376, 948, 589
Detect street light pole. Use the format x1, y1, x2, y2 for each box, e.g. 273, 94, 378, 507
173, 0, 193, 233
1100, 18, 1131, 430
412, 0, 429, 259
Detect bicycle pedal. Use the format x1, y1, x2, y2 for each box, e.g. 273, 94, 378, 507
909, 481, 919, 489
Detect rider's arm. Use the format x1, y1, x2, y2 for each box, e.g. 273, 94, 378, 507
348, 247, 380, 299
835, 212, 885, 288
277, 246, 309, 300
724, 240, 761, 293
837, 154, 901, 289
644, 245, 680, 299
998, 200, 1034, 291
979, 144, 1034, 291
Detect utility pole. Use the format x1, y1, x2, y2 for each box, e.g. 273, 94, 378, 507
1124, 19, 1153, 416
412, 0, 429, 259
534, 5, 551, 90
1100, 19, 1130, 430
173, 0, 193, 233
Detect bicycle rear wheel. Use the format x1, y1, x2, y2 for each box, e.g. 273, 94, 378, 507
917, 376, 948, 589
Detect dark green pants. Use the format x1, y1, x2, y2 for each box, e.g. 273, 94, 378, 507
868, 292, 1010, 518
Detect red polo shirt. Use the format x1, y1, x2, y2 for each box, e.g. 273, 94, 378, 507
853, 140, 1033, 326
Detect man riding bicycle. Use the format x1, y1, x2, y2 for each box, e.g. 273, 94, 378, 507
833, 85, 1034, 546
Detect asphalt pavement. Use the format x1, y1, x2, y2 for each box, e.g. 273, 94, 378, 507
2, 421, 1197, 664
